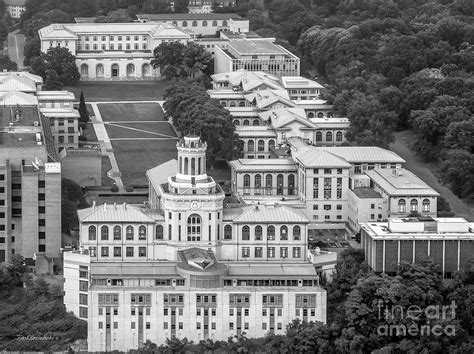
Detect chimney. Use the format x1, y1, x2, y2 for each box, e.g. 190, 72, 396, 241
103, 202, 107, 211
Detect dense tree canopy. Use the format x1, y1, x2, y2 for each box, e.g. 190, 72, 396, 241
31, 47, 80, 88
164, 80, 242, 165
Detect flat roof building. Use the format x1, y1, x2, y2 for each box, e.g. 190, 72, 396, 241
361, 217, 474, 278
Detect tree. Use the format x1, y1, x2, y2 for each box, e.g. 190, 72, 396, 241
439, 149, 474, 198
31, 47, 80, 87
44, 69, 62, 90
61, 178, 88, 234
78, 91, 89, 124
0, 54, 17, 71
173, 0, 189, 13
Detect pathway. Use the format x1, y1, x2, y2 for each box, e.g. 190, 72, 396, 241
89, 100, 169, 191
390, 131, 474, 221
90, 103, 125, 192
7, 31, 25, 70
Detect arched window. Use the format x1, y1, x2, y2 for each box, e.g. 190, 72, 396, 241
101, 225, 109, 240
182, 21, 188, 27
253, 119, 260, 126
187, 214, 201, 241
212, 20, 218, 27
293, 226, 301, 240
277, 174, 284, 195
258, 140, 265, 151
317, 112, 324, 118
243, 174, 250, 187
222, 20, 228, 26
280, 225, 288, 240
184, 157, 189, 174
126, 225, 134, 240
111, 63, 119, 77
230, 101, 236, 107
266, 174, 273, 187
88, 225, 96, 240
139, 225, 147, 240
308, 112, 315, 118
410, 199, 418, 212
422, 199, 430, 212
288, 174, 295, 195
326, 131, 333, 142
156, 225, 164, 239
248, 140, 254, 152
113, 226, 121, 240
96, 64, 104, 78
267, 226, 275, 240
202, 20, 208, 27
192, 21, 198, 27
224, 225, 232, 240
233, 119, 240, 125
243, 119, 249, 125
142, 63, 151, 77
221, 101, 227, 107
328, 112, 334, 118
398, 199, 406, 213
242, 225, 250, 240
336, 131, 343, 142
80, 64, 89, 77
239, 101, 245, 107
316, 132, 322, 142
172, 21, 177, 26
269, 139, 275, 150
126, 63, 135, 77
255, 225, 262, 240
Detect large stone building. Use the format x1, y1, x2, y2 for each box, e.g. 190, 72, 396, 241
361, 217, 474, 278
39, 23, 190, 80
4, 0, 25, 19
64, 136, 327, 351
214, 40, 300, 77
0, 104, 61, 265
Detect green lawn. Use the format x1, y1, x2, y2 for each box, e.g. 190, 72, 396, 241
105, 122, 176, 139
101, 156, 115, 187
111, 140, 178, 186
64, 81, 171, 102
98, 102, 165, 122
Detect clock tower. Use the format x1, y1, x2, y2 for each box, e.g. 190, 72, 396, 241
156, 136, 225, 259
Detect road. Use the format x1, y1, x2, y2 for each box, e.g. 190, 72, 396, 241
390, 130, 474, 221
7, 30, 25, 70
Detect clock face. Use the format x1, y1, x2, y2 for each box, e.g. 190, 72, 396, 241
191, 202, 199, 210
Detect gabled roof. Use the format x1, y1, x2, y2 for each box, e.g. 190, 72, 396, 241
233, 204, 309, 224
365, 168, 439, 197
322, 147, 406, 164
0, 91, 38, 106
211, 70, 283, 92
0, 75, 37, 92
0, 72, 43, 84
38, 24, 78, 40
259, 108, 316, 129
78, 203, 156, 223
293, 147, 352, 168
146, 159, 178, 193
245, 90, 295, 109
149, 23, 191, 38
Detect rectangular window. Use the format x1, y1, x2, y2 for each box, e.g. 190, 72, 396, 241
293, 247, 301, 258
101, 247, 109, 257
267, 247, 275, 258
255, 247, 263, 258
242, 247, 250, 258
79, 307, 87, 318
114, 247, 121, 257
79, 293, 88, 305
313, 178, 318, 199
79, 280, 88, 292
126, 247, 133, 257
324, 178, 331, 199
139, 247, 146, 257
280, 247, 288, 258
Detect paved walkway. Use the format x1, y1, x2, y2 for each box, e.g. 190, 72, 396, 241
390, 131, 474, 221
7, 31, 25, 70
90, 100, 170, 191
90, 103, 125, 191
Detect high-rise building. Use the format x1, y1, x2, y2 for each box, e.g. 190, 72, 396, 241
0, 105, 61, 266
64, 136, 326, 351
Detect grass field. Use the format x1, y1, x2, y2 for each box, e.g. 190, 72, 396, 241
105, 122, 176, 139
98, 102, 165, 122
111, 140, 177, 186
65, 81, 171, 102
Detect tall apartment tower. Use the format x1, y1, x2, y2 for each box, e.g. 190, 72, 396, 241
0, 106, 61, 267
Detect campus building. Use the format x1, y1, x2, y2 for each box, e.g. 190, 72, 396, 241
38, 23, 190, 80
136, 12, 248, 36
361, 217, 474, 278
0, 104, 61, 266
64, 136, 327, 351
208, 70, 349, 157
214, 40, 300, 77
4, 0, 25, 19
